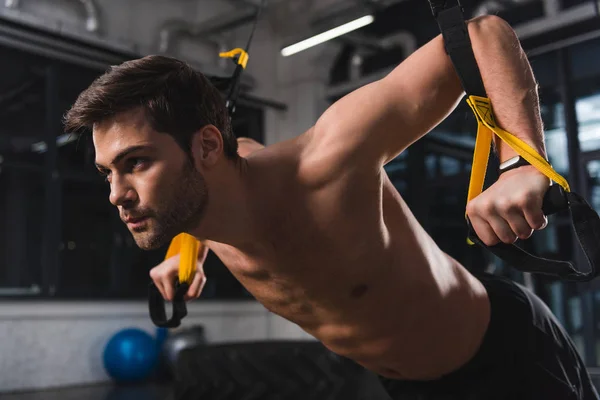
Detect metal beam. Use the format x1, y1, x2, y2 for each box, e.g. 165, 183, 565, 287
227, 0, 264, 8
526, 28, 600, 57
514, 3, 598, 40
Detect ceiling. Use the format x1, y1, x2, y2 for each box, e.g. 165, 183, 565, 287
304, 0, 600, 89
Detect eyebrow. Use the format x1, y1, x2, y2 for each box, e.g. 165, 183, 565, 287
95, 145, 155, 170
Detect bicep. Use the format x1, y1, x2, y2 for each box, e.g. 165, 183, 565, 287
314, 33, 464, 166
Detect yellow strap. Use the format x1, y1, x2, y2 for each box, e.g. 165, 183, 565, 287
164, 233, 201, 285
219, 48, 249, 69
466, 114, 493, 205
465, 95, 570, 195
165, 233, 182, 259
464, 95, 571, 245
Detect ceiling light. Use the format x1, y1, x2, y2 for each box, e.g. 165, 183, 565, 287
281, 15, 375, 57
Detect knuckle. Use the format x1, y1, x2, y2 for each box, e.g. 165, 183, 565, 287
517, 227, 533, 239
500, 235, 516, 244
153, 269, 169, 281
149, 268, 159, 279
473, 14, 510, 31
469, 198, 493, 216
497, 227, 517, 243
495, 198, 512, 214
481, 200, 496, 216
466, 200, 478, 216
474, 225, 499, 246
516, 191, 536, 209
167, 254, 180, 266
482, 234, 500, 246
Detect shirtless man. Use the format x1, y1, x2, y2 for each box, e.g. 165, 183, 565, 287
64, 15, 598, 399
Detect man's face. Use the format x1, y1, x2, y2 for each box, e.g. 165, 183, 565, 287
93, 110, 208, 250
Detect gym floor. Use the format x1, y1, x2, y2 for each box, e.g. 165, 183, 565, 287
0, 383, 174, 400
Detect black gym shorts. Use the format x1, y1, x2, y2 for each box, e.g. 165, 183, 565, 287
378, 272, 599, 399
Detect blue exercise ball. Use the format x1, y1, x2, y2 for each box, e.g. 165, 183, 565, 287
103, 328, 159, 383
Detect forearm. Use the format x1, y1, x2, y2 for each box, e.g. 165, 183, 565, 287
469, 16, 546, 162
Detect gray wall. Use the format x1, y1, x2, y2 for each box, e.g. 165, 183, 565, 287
0, 301, 315, 393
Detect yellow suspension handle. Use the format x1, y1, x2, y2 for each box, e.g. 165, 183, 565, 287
165, 233, 202, 285
219, 48, 249, 69
148, 233, 202, 328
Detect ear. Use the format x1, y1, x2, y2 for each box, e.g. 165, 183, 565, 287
190, 125, 224, 168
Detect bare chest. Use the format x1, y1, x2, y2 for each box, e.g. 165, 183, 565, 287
206, 192, 392, 326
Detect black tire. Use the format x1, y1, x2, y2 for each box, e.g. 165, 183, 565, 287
171, 340, 391, 400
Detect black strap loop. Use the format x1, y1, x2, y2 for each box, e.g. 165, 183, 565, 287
149, 281, 189, 328
466, 185, 600, 281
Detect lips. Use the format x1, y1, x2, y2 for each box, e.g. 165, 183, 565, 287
124, 216, 146, 224
122, 215, 150, 231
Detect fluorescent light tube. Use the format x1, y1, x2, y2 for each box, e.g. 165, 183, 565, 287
281, 15, 375, 57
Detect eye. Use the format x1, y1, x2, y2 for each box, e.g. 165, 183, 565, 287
127, 157, 150, 171
97, 168, 111, 183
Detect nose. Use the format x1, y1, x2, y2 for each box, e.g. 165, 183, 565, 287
109, 174, 137, 207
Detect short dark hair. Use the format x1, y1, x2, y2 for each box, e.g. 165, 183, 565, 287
64, 55, 238, 159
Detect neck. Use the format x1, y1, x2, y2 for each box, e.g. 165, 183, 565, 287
188, 157, 256, 249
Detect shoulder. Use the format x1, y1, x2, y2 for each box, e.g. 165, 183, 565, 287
297, 125, 378, 189
237, 137, 265, 158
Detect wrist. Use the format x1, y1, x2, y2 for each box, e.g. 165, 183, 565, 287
498, 155, 530, 174
494, 136, 546, 164
498, 157, 550, 186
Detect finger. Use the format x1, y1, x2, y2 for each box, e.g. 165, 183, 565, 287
153, 279, 168, 300
523, 205, 548, 231
469, 215, 501, 246
185, 273, 207, 301
499, 207, 534, 240
164, 253, 181, 268
163, 277, 175, 302
149, 269, 168, 299
486, 212, 518, 244
155, 268, 179, 302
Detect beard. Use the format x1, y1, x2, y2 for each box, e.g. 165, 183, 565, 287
130, 159, 208, 250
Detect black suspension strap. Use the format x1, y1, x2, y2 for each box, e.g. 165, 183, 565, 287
220, 0, 265, 117
428, 0, 600, 281
148, 0, 266, 328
